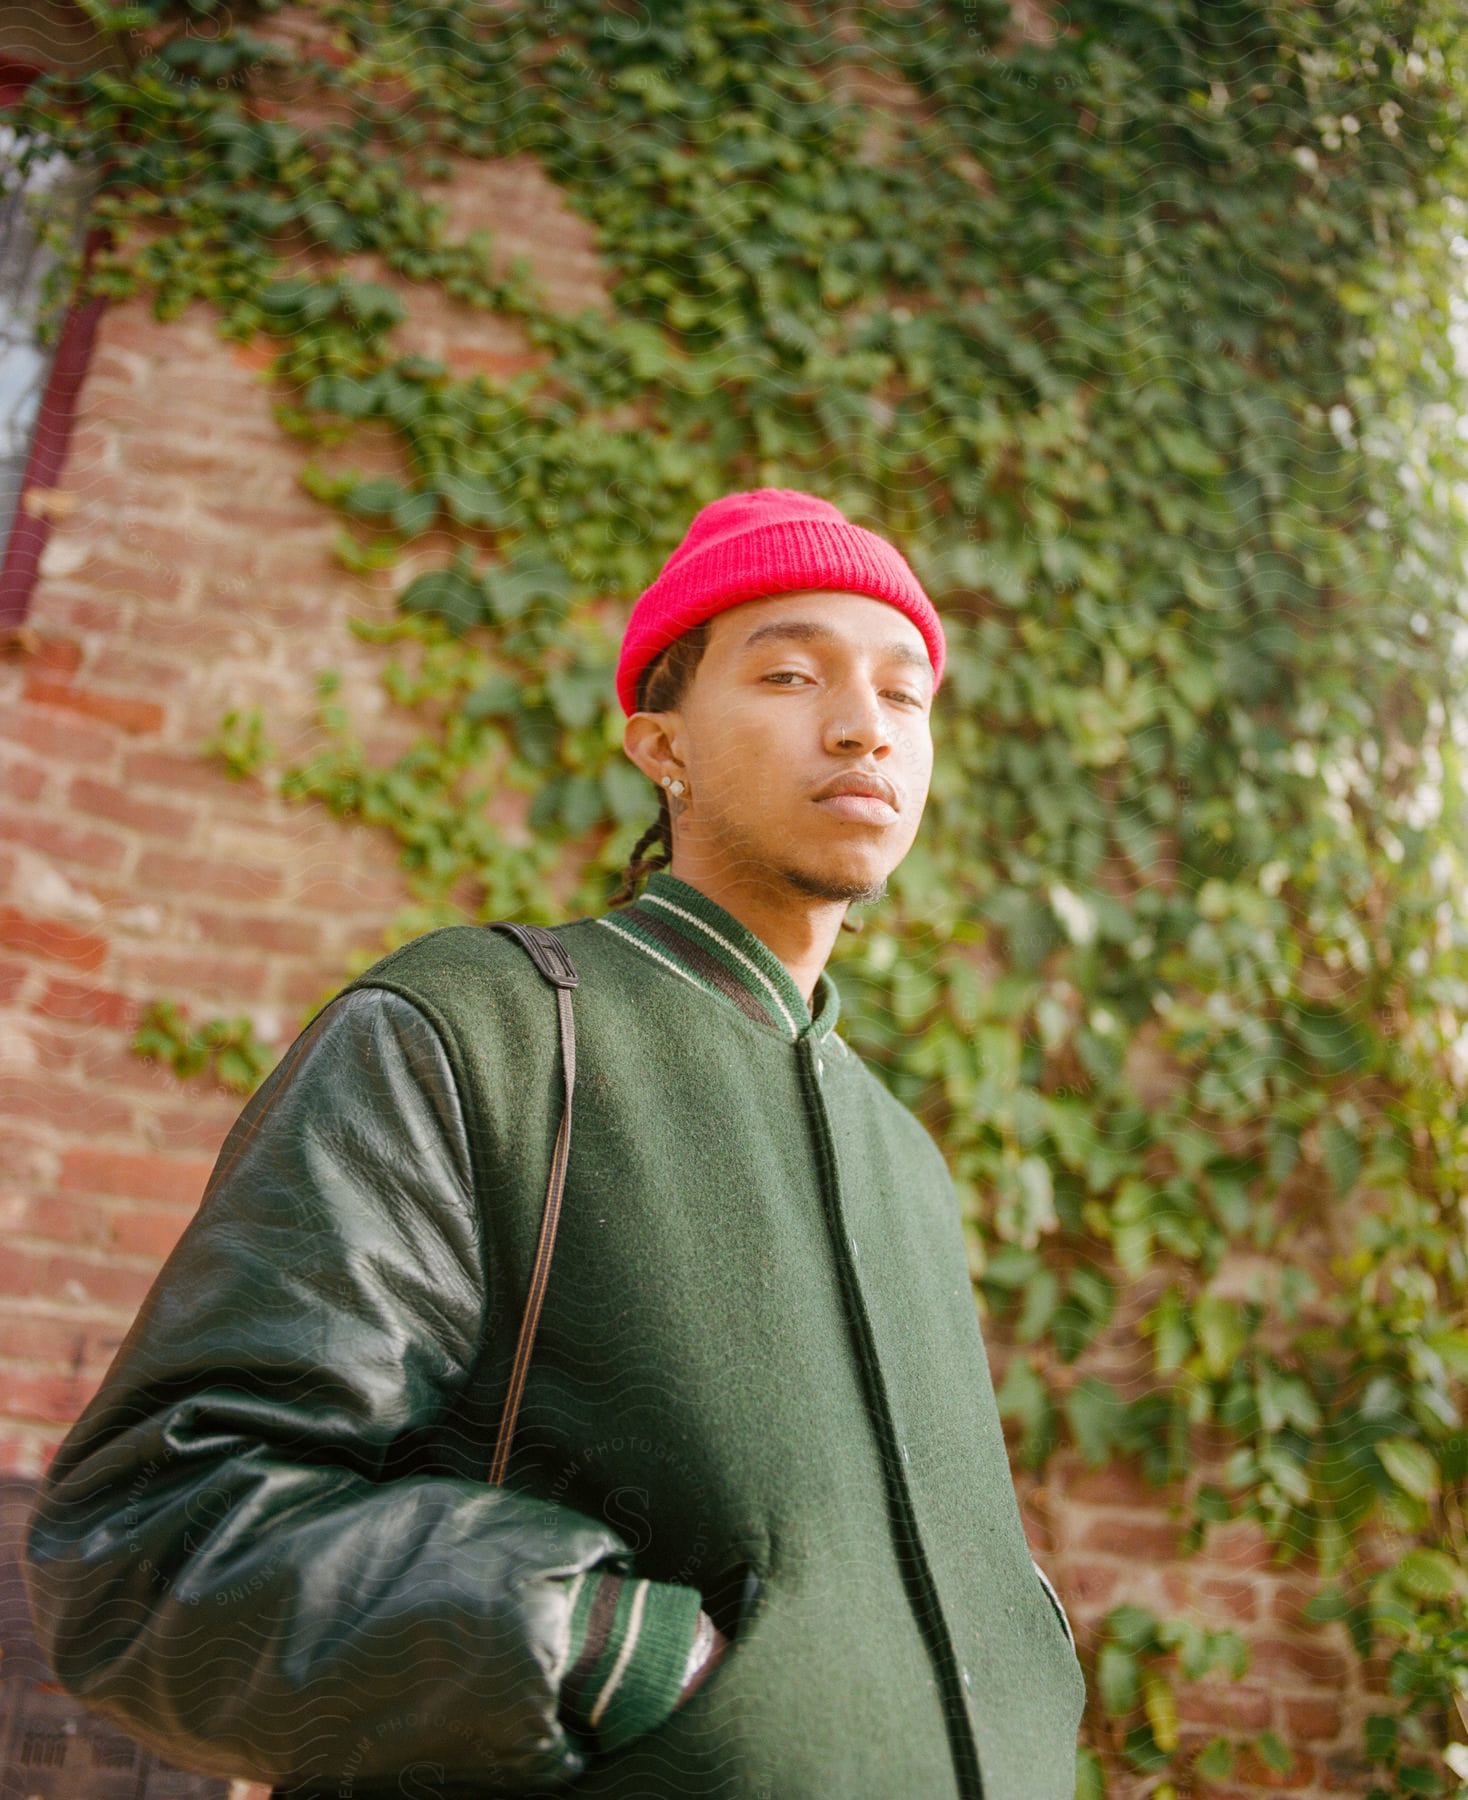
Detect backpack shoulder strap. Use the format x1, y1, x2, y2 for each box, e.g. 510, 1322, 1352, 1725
483, 922, 578, 1485
490, 921, 579, 991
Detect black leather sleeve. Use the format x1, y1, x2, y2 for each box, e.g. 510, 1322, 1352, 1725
23, 986, 632, 1792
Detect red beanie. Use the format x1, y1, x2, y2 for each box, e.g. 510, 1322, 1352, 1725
615, 488, 945, 717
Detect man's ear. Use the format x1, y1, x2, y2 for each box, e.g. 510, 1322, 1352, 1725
623, 711, 684, 792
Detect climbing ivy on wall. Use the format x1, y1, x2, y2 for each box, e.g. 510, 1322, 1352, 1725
21, 0, 1468, 1791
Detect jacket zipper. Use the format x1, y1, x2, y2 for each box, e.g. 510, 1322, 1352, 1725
798, 1040, 986, 1800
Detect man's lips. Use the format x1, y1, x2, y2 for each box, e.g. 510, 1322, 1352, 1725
814, 793, 900, 824
811, 771, 900, 810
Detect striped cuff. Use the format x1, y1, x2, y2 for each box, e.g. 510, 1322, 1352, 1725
557, 1570, 706, 1753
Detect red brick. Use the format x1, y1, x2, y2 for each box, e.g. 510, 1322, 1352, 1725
0, 909, 109, 971
1281, 1695, 1344, 1742
1062, 1560, 1123, 1611
110, 1205, 192, 1260
230, 339, 279, 371
12, 635, 84, 676
53, 462, 137, 509
113, 516, 209, 565
0, 757, 48, 803
1157, 1564, 1263, 1620
128, 435, 243, 481
201, 500, 324, 534
0, 706, 119, 765
1076, 1514, 1182, 1559
291, 865, 406, 912
0, 809, 129, 872
0, 1245, 159, 1315
121, 748, 259, 798
1265, 1577, 1326, 1629
1062, 1459, 1156, 1506
0, 1365, 100, 1424
0, 1430, 58, 1476
1175, 1682, 1274, 1732
189, 908, 324, 957
144, 1103, 241, 1157
0, 1124, 52, 1184
34, 976, 138, 1030
1245, 1636, 1350, 1688
68, 775, 195, 840
58, 1146, 213, 1207
22, 678, 166, 734
21, 592, 125, 635
0, 1191, 107, 1251
135, 849, 285, 903
280, 963, 344, 1009
1205, 1522, 1276, 1572
0, 1312, 122, 1369
96, 648, 191, 692
109, 947, 272, 1001
0, 1073, 135, 1136
0, 956, 30, 1002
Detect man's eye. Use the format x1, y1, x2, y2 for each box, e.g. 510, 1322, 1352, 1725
765, 672, 923, 706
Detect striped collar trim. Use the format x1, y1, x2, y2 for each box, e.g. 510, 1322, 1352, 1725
595, 870, 841, 1044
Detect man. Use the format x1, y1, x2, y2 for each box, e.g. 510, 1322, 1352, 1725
25, 488, 1086, 1798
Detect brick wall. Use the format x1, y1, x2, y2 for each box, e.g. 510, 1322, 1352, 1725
0, 16, 1381, 1794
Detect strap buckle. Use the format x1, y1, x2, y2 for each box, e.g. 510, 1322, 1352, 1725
490, 921, 579, 989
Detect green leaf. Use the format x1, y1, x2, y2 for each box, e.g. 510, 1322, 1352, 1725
1395, 1548, 1467, 1602
1255, 1363, 1321, 1434
1105, 1605, 1159, 1654
1073, 1745, 1106, 1800
258, 278, 339, 327
1144, 1288, 1192, 1372
558, 772, 605, 834
437, 472, 512, 528
393, 487, 440, 536
399, 567, 486, 636
1016, 1268, 1060, 1342
1065, 1377, 1123, 1467
995, 1355, 1054, 1469
1364, 1713, 1398, 1763
602, 757, 654, 825
483, 554, 571, 621
1320, 1117, 1361, 1198
1097, 1642, 1140, 1718
344, 478, 414, 520
462, 673, 520, 722
338, 278, 407, 328
1193, 1294, 1247, 1380
302, 372, 381, 417
1142, 1671, 1178, 1753
1113, 807, 1159, 874
1303, 1583, 1349, 1624
1375, 1437, 1441, 1502
1287, 1002, 1370, 1076
1255, 1729, 1292, 1774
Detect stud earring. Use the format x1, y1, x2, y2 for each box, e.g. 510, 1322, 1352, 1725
661, 775, 686, 798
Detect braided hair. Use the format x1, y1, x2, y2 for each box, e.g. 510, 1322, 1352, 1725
606, 618, 862, 933
605, 622, 711, 909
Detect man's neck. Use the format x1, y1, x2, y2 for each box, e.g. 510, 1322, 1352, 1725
665, 855, 844, 1013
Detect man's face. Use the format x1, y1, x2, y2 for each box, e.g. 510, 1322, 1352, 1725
652, 589, 935, 908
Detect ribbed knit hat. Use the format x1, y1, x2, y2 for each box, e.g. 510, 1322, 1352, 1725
616, 488, 945, 717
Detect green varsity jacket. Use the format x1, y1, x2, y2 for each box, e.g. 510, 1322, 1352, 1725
24, 870, 1086, 1798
